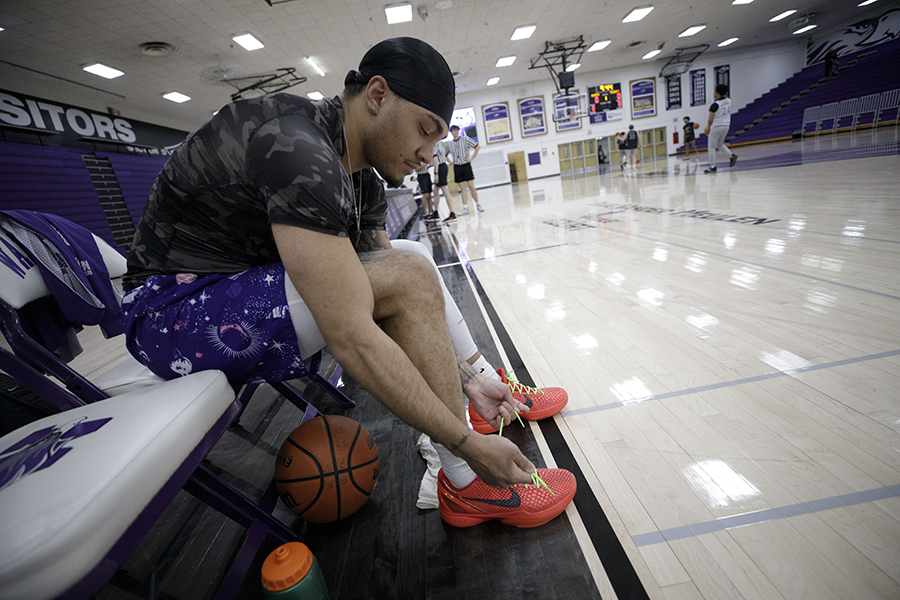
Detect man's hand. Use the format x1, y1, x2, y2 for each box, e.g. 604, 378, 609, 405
456, 432, 535, 488
704, 126, 710, 136
464, 372, 528, 431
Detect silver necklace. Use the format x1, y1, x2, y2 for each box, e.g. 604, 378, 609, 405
342, 123, 362, 244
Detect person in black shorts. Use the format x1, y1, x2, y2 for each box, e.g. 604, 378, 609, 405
682, 116, 699, 160
615, 132, 627, 170
122, 37, 575, 526
446, 126, 482, 214
432, 140, 454, 222
623, 124, 639, 169
414, 163, 437, 221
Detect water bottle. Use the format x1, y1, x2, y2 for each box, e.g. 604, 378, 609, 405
261, 542, 330, 599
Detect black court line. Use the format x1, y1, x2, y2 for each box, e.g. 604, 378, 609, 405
447, 229, 651, 600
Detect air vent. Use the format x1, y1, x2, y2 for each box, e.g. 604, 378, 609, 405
626, 41, 644, 48
452, 71, 464, 78
136, 41, 178, 57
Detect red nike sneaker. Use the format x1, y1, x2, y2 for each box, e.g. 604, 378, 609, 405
437, 468, 576, 528
468, 369, 569, 434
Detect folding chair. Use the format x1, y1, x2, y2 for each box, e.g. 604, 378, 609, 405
853, 93, 881, 130
801, 106, 820, 136
0, 219, 311, 599
875, 88, 900, 126
834, 98, 858, 132
815, 102, 839, 134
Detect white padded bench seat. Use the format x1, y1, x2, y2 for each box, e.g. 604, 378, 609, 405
0, 370, 235, 600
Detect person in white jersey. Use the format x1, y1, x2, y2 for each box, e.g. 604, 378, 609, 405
446, 125, 483, 214
703, 84, 738, 174
432, 140, 455, 223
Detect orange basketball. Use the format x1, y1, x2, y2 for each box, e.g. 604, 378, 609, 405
693, 123, 700, 129
274, 415, 379, 523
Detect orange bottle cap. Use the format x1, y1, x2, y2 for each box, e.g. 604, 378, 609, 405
261, 542, 314, 591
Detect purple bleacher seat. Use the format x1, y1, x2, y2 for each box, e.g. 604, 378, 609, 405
96, 152, 168, 227
0, 142, 117, 250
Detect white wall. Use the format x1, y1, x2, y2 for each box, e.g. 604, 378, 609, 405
456, 39, 807, 183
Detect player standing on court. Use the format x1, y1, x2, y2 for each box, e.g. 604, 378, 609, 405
704, 84, 738, 173
432, 140, 455, 223
682, 116, 700, 161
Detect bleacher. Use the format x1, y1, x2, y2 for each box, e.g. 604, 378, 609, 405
0, 140, 419, 253
681, 37, 900, 153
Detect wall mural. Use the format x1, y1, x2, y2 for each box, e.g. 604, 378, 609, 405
806, 8, 900, 65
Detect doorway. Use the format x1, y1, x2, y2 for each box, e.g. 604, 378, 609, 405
508, 151, 527, 182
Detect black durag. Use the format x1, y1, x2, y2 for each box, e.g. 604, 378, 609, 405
344, 37, 455, 126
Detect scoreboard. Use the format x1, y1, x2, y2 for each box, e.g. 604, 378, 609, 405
589, 83, 622, 112
588, 83, 623, 123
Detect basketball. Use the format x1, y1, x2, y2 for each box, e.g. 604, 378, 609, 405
274, 415, 379, 523
693, 123, 700, 129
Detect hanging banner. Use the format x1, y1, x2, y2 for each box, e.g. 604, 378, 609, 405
517, 96, 547, 137
0, 89, 188, 155
482, 102, 512, 144
690, 69, 707, 107
630, 78, 657, 119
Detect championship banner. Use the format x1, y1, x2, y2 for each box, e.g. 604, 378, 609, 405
0, 89, 188, 155
482, 102, 512, 144
630, 78, 657, 119
517, 96, 547, 137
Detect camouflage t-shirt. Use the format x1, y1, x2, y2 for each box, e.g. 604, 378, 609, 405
124, 94, 386, 289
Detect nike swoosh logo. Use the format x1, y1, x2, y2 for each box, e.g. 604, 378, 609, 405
522, 394, 534, 409
463, 488, 521, 508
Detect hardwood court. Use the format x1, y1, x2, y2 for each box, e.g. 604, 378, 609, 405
25, 129, 900, 599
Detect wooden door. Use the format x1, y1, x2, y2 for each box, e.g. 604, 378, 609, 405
508, 151, 527, 182
584, 138, 598, 169
571, 141, 585, 170
558, 143, 572, 172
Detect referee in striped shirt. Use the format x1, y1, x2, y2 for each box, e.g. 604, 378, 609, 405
432, 140, 456, 222
447, 125, 483, 214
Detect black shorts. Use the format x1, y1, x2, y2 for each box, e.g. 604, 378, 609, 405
417, 172, 432, 194
435, 163, 448, 187
454, 162, 474, 183
684, 135, 695, 143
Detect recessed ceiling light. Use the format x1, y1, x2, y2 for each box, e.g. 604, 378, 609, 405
511, 25, 536, 40
642, 49, 661, 59
163, 92, 191, 103
307, 57, 326, 77
487, 77, 500, 86
307, 91, 325, 100
793, 24, 817, 34
0, 27, 5, 32
384, 3, 413, 24
623, 6, 654, 23
770, 10, 797, 22
858, 0, 877, 5
588, 40, 612, 52
718, 37, 739, 47
565, 63, 581, 72
732, 0, 754, 4
232, 33, 264, 51
83, 63, 124, 79
496, 56, 516, 67
679, 25, 706, 37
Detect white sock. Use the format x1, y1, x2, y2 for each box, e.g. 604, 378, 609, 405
433, 442, 477, 489
471, 355, 501, 381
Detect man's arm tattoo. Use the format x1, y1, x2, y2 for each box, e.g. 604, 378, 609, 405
449, 432, 470, 453
456, 351, 478, 388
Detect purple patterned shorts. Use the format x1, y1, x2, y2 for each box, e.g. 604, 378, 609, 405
123, 264, 306, 385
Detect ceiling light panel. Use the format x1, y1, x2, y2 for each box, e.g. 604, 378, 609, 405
623, 6, 654, 23
588, 40, 611, 52
679, 25, 707, 37
642, 49, 661, 59
83, 63, 124, 79
793, 24, 817, 34
487, 77, 500, 85
385, 3, 413, 24
307, 57, 326, 77
718, 37, 739, 47
233, 33, 264, 51
495, 56, 516, 67
511, 25, 536, 40
566, 63, 581, 72
307, 91, 324, 100
163, 92, 191, 103
770, 10, 797, 22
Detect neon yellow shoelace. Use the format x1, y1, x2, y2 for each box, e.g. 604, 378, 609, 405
514, 470, 555, 495
505, 369, 545, 396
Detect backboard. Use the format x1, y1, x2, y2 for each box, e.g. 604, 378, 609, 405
552, 93, 589, 123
